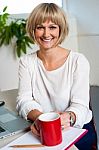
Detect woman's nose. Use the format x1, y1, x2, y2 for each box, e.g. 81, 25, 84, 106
43, 28, 50, 37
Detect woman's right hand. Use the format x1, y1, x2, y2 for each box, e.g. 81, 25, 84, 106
30, 119, 40, 136
27, 109, 43, 136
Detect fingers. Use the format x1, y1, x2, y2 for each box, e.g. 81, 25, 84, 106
31, 123, 40, 137
52, 111, 71, 129
60, 112, 71, 129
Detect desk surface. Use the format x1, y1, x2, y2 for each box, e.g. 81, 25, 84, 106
0, 90, 78, 150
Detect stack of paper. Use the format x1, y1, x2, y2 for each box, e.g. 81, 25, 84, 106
1, 127, 87, 150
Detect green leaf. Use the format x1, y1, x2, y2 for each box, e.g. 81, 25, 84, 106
0, 34, 6, 46
0, 6, 34, 57
21, 42, 26, 54
3, 6, 8, 12
16, 46, 21, 57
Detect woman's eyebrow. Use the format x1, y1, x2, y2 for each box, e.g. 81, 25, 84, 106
36, 24, 58, 27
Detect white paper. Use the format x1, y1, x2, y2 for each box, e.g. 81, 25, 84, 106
1, 127, 87, 150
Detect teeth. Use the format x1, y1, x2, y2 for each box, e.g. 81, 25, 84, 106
43, 39, 51, 42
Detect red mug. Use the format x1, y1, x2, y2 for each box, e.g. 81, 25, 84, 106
38, 112, 62, 146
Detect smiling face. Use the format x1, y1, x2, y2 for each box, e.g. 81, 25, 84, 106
27, 3, 69, 47
34, 20, 60, 50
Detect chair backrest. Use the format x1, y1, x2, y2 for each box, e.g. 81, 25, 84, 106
90, 86, 99, 149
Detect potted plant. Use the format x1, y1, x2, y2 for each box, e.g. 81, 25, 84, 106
0, 6, 34, 57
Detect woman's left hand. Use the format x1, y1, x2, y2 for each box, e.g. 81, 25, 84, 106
58, 112, 71, 129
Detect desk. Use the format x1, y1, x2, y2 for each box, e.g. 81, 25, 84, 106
0, 90, 78, 150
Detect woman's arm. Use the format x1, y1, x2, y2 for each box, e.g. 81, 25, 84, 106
66, 54, 92, 128
16, 54, 43, 120
27, 109, 42, 121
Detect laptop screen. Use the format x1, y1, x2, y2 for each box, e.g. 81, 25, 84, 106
0, 113, 17, 123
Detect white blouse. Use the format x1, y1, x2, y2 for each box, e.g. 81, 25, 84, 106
16, 51, 92, 128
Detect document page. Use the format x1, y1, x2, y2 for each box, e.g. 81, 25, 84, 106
1, 127, 87, 150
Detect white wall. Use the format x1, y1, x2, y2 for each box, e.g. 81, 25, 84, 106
0, 45, 19, 91
0, 43, 38, 91
66, 0, 99, 85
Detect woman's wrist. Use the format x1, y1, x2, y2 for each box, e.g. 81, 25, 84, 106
67, 111, 76, 126
27, 109, 43, 122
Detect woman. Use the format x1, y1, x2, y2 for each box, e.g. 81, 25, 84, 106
16, 3, 97, 149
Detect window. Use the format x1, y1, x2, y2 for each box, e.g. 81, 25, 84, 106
0, 0, 62, 14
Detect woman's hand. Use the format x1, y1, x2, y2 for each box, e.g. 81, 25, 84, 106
58, 111, 76, 130
31, 119, 40, 137
27, 109, 43, 137
59, 112, 71, 129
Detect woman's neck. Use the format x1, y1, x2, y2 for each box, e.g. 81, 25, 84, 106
37, 46, 70, 71
37, 47, 59, 63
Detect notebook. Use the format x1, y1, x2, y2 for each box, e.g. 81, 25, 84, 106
1, 127, 88, 150
0, 106, 31, 139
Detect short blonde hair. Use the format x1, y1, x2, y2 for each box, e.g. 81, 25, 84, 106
26, 3, 69, 44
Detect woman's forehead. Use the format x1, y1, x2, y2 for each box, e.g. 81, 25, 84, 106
35, 17, 59, 26
38, 20, 57, 25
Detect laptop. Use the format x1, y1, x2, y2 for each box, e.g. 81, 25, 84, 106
0, 106, 31, 139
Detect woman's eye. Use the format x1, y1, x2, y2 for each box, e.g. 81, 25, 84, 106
49, 26, 57, 30
36, 25, 58, 30
36, 26, 44, 30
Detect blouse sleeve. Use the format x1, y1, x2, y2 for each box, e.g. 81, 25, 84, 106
66, 54, 92, 128
16, 55, 43, 120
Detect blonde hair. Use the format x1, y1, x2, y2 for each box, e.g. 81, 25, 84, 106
26, 3, 69, 44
